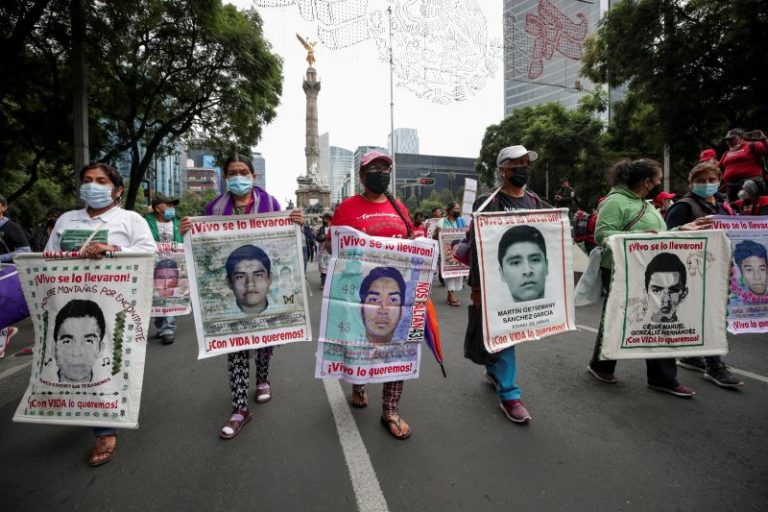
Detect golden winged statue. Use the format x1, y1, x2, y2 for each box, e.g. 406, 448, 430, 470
296, 33, 317, 67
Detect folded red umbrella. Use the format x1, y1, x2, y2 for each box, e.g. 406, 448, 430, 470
424, 299, 446, 378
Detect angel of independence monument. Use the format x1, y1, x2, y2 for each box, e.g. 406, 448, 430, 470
295, 34, 330, 213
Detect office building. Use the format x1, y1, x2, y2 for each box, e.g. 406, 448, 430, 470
252, 152, 266, 190
389, 128, 420, 155
329, 146, 354, 205
394, 153, 477, 203
503, 0, 601, 115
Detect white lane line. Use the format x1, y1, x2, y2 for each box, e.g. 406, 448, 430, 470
0, 359, 31, 382
323, 379, 389, 512
730, 367, 768, 385
577, 324, 768, 384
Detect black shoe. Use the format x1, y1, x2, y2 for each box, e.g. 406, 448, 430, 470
704, 365, 744, 388
677, 357, 706, 373
160, 334, 175, 345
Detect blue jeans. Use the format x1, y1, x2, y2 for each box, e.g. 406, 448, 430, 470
93, 427, 116, 436
154, 316, 176, 336
486, 346, 521, 401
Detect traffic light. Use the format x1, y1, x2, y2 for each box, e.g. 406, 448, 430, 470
418, 177, 435, 185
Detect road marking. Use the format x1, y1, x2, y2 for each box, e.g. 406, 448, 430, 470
0, 359, 31, 382
323, 379, 389, 512
577, 324, 768, 384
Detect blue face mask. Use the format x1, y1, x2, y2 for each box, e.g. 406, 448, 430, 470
163, 208, 176, 221
226, 176, 253, 197
691, 182, 719, 198
80, 183, 114, 209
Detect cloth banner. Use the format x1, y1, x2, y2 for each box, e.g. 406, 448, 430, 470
474, 209, 576, 353
12, 252, 153, 428
184, 212, 311, 359
711, 215, 768, 333
316, 227, 438, 384
601, 231, 730, 360
151, 242, 191, 317
438, 227, 470, 278
462, 178, 477, 219
424, 218, 440, 238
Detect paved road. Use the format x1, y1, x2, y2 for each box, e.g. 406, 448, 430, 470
1, 267, 767, 511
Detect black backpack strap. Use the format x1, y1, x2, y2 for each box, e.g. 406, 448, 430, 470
384, 191, 413, 238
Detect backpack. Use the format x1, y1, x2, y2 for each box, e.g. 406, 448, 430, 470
573, 210, 589, 241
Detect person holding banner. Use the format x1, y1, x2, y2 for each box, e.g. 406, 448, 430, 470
181, 154, 303, 440
664, 162, 744, 388
587, 159, 711, 397
44, 162, 156, 466
435, 202, 466, 307
0, 193, 31, 262
144, 196, 183, 345
464, 145, 544, 424
329, 150, 415, 440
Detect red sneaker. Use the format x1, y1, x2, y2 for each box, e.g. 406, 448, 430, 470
500, 399, 532, 423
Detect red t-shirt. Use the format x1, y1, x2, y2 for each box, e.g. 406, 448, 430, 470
721, 141, 766, 183
330, 194, 412, 238
412, 224, 426, 237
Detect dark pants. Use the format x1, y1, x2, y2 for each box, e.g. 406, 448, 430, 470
589, 267, 679, 387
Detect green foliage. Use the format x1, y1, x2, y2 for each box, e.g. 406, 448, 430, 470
176, 189, 219, 218
476, 102, 607, 210
404, 194, 419, 215
4, 167, 78, 230
582, 0, 768, 166
419, 191, 444, 218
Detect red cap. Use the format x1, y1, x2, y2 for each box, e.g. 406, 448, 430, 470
699, 148, 717, 162
360, 151, 393, 169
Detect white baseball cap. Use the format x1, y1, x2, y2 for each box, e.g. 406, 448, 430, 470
496, 145, 539, 166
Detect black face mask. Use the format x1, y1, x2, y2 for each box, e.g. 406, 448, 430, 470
507, 167, 529, 187
647, 182, 663, 200
363, 172, 390, 194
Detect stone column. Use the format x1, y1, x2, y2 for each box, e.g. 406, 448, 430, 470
303, 67, 321, 177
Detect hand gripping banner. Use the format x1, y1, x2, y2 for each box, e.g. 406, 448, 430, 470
600, 231, 730, 360
184, 212, 311, 359
474, 209, 576, 353
12, 252, 153, 428
316, 227, 438, 384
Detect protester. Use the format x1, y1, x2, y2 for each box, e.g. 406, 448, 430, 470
651, 191, 676, 218
699, 148, 718, 164
586, 159, 711, 397
315, 213, 332, 287
28, 208, 61, 252
664, 162, 743, 388
553, 177, 574, 211
464, 145, 545, 424
329, 150, 415, 440
144, 196, 182, 344
181, 154, 303, 440
435, 201, 466, 306
572, 208, 597, 253
0, 194, 31, 262
44, 163, 156, 466
412, 212, 426, 237
720, 128, 767, 202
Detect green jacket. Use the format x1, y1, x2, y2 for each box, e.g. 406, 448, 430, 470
144, 214, 183, 243
596, 186, 667, 269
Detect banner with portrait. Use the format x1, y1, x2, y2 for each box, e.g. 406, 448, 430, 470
12, 252, 153, 428
316, 227, 438, 384
474, 209, 576, 353
438, 228, 470, 278
711, 216, 768, 333
601, 231, 730, 360
151, 243, 191, 317
184, 212, 311, 359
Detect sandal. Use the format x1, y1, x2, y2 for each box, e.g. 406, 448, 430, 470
255, 382, 272, 404
219, 408, 253, 440
380, 415, 411, 440
350, 385, 368, 408
447, 291, 461, 307
88, 434, 117, 467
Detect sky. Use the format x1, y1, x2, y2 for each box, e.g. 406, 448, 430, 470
229, 0, 504, 205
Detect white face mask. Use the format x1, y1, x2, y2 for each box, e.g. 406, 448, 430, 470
80, 183, 114, 209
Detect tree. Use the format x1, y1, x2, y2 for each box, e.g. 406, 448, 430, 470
582, 0, 768, 164
89, 0, 283, 209
476, 101, 607, 210
176, 189, 219, 218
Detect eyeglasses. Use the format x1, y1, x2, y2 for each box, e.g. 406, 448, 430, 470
364, 164, 392, 174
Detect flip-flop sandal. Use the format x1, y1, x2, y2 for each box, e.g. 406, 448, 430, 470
380, 415, 412, 440
350, 386, 368, 408
219, 409, 253, 440
88, 435, 117, 467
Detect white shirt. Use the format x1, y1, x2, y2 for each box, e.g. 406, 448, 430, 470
45, 206, 157, 253
157, 220, 175, 243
